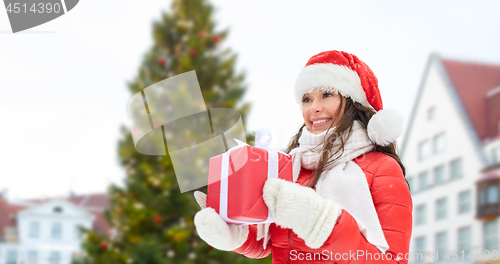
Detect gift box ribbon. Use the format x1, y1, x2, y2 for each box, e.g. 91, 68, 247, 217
219, 128, 289, 224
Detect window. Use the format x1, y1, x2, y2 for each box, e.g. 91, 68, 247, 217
74, 225, 83, 239
418, 171, 429, 190
433, 133, 445, 154
6, 227, 17, 235
6, 250, 17, 264
29, 221, 40, 238
458, 226, 471, 256
480, 185, 499, 205
418, 140, 431, 161
415, 236, 426, 263
488, 185, 498, 204
433, 165, 445, 185
51, 222, 62, 239
415, 204, 426, 225
49, 251, 61, 264
458, 190, 471, 214
480, 187, 486, 205
28, 250, 38, 264
435, 231, 447, 259
428, 107, 435, 121
483, 220, 498, 251
53, 206, 63, 213
407, 177, 414, 193
436, 198, 447, 220
493, 147, 500, 164
450, 158, 462, 180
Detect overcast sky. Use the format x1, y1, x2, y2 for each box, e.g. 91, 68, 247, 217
1, 0, 499, 200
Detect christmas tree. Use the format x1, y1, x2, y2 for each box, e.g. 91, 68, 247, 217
72, 0, 272, 263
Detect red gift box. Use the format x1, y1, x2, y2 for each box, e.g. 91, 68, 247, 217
207, 144, 293, 224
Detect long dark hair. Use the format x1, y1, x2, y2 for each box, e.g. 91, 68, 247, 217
285, 96, 410, 191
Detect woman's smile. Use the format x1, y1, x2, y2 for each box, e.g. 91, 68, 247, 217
311, 118, 332, 128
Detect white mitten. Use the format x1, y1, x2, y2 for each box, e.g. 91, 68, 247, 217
263, 178, 342, 249
193, 191, 249, 251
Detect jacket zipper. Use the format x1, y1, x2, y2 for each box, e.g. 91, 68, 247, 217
287, 229, 294, 264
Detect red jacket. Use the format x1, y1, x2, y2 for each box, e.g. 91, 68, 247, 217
234, 151, 413, 264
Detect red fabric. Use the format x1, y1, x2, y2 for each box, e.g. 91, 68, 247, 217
303, 50, 383, 111
234, 151, 413, 263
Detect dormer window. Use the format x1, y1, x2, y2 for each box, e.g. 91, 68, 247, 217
53, 206, 63, 213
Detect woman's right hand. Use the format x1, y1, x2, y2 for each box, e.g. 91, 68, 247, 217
193, 191, 249, 251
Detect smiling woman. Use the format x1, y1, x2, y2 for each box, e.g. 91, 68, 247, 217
236, 50, 411, 263
301, 90, 344, 134
193, 50, 412, 264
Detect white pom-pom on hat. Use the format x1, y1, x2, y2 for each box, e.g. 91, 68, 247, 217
367, 108, 405, 147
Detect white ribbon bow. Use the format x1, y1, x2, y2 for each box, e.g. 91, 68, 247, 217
218, 128, 289, 225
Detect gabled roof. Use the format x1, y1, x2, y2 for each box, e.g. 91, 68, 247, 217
89, 210, 111, 237
67, 193, 110, 209
441, 59, 500, 142
401, 54, 500, 164
27, 193, 109, 210
18, 198, 95, 218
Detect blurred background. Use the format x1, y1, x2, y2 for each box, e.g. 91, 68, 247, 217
1, 0, 500, 263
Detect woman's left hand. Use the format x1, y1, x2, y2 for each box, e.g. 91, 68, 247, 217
262, 178, 342, 249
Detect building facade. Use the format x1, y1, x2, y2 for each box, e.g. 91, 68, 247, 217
401, 54, 500, 263
0, 194, 110, 264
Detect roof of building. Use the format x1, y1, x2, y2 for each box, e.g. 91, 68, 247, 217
89, 210, 111, 237
401, 54, 500, 161
0, 193, 111, 239
441, 58, 500, 142
476, 173, 500, 183
26, 193, 110, 210
0, 196, 27, 238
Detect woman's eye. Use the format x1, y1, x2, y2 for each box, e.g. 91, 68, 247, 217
323, 92, 333, 98
302, 97, 311, 103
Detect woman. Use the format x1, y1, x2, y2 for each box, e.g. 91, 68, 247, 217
193, 50, 413, 263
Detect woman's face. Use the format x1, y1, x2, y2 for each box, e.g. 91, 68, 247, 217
302, 90, 345, 134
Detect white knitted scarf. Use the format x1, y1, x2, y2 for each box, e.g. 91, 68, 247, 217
289, 120, 374, 182
257, 121, 390, 253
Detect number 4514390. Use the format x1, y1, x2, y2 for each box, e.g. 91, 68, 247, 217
6, 3, 62, 14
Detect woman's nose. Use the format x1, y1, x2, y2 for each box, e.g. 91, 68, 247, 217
310, 100, 323, 112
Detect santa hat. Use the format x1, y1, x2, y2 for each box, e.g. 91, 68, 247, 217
295, 50, 404, 147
